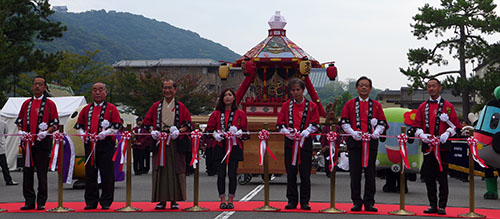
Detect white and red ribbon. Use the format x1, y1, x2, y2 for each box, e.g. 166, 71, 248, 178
112, 131, 131, 171
23, 133, 34, 167
84, 133, 98, 167
157, 132, 170, 167
467, 136, 488, 168
221, 131, 237, 164
326, 131, 338, 172
361, 133, 371, 168
397, 133, 410, 171
429, 136, 443, 172
49, 132, 65, 171
258, 130, 276, 165
291, 130, 305, 166
190, 130, 202, 168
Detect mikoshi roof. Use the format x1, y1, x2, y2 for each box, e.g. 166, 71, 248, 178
233, 11, 321, 68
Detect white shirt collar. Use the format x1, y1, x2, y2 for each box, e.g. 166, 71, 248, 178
94, 101, 104, 107
293, 97, 305, 104
429, 96, 441, 102
33, 94, 44, 100
358, 96, 369, 102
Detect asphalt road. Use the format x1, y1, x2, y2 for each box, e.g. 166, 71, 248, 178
0, 160, 499, 219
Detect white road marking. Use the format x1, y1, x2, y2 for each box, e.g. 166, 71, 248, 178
214, 176, 275, 219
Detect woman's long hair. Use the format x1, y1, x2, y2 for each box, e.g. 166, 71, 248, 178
215, 88, 237, 112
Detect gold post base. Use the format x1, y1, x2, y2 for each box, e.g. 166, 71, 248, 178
0, 208, 7, 212
388, 209, 416, 216
458, 212, 486, 218
254, 205, 280, 212
183, 205, 209, 212
319, 207, 346, 214
46, 206, 74, 213
115, 206, 142, 212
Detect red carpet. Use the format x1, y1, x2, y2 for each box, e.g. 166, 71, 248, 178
0, 201, 498, 218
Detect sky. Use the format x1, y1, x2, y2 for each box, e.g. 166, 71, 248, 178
48, 0, 500, 90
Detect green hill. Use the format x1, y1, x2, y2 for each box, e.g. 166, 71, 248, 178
36, 10, 240, 63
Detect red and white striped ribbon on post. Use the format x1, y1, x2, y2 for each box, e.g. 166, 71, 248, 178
361, 133, 371, 168
397, 133, 410, 171
157, 132, 170, 167
49, 132, 65, 171
467, 136, 488, 168
429, 136, 443, 172
326, 131, 338, 172
190, 129, 202, 168
221, 131, 236, 164
258, 129, 276, 165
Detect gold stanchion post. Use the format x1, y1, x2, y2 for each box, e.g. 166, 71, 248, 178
389, 126, 415, 216
320, 125, 345, 214
184, 123, 209, 212
116, 124, 142, 212
254, 123, 280, 211
458, 130, 485, 218
47, 125, 74, 212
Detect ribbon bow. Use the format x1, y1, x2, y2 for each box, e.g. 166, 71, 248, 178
429, 136, 443, 172
258, 130, 276, 165
84, 133, 98, 167
467, 136, 488, 168
361, 133, 371, 168
49, 132, 65, 171
291, 129, 305, 166
22, 133, 34, 168
157, 132, 170, 167
326, 131, 338, 172
397, 133, 410, 171
113, 131, 132, 171
221, 131, 237, 164
190, 130, 202, 168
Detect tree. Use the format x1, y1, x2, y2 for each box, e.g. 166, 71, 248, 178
401, 0, 500, 118
0, 0, 66, 104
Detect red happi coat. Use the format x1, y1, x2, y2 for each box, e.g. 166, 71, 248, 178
206, 109, 249, 161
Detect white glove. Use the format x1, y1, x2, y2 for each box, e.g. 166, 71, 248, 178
97, 130, 108, 140
300, 129, 310, 138
213, 131, 224, 142
169, 126, 179, 140
415, 128, 431, 144
37, 131, 48, 141
440, 131, 450, 144
229, 126, 238, 134
280, 127, 293, 140
151, 130, 160, 140
342, 124, 362, 141
439, 113, 449, 123
78, 129, 88, 143
370, 118, 378, 129
235, 129, 243, 138
371, 125, 385, 139
445, 127, 456, 136
18, 131, 28, 141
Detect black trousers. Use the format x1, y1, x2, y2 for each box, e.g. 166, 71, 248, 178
84, 139, 115, 208
347, 138, 378, 206
422, 151, 449, 208
217, 159, 239, 197
23, 146, 50, 207
205, 147, 217, 176
0, 153, 13, 183
284, 144, 312, 205
133, 148, 147, 174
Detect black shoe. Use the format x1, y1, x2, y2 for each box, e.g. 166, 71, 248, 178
284, 203, 297, 209
219, 202, 227, 209
170, 202, 179, 210
437, 208, 446, 215
226, 203, 234, 209
364, 205, 378, 212
101, 206, 110, 210
20, 205, 35, 210
300, 203, 311, 210
6, 181, 18, 186
37, 205, 45, 210
351, 204, 362, 211
84, 205, 97, 210
155, 202, 166, 210
423, 206, 437, 214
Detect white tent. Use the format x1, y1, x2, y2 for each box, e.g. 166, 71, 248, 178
0, 96, 87, 170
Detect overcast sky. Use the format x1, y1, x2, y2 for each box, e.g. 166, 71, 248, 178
48, 0, 500, 90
